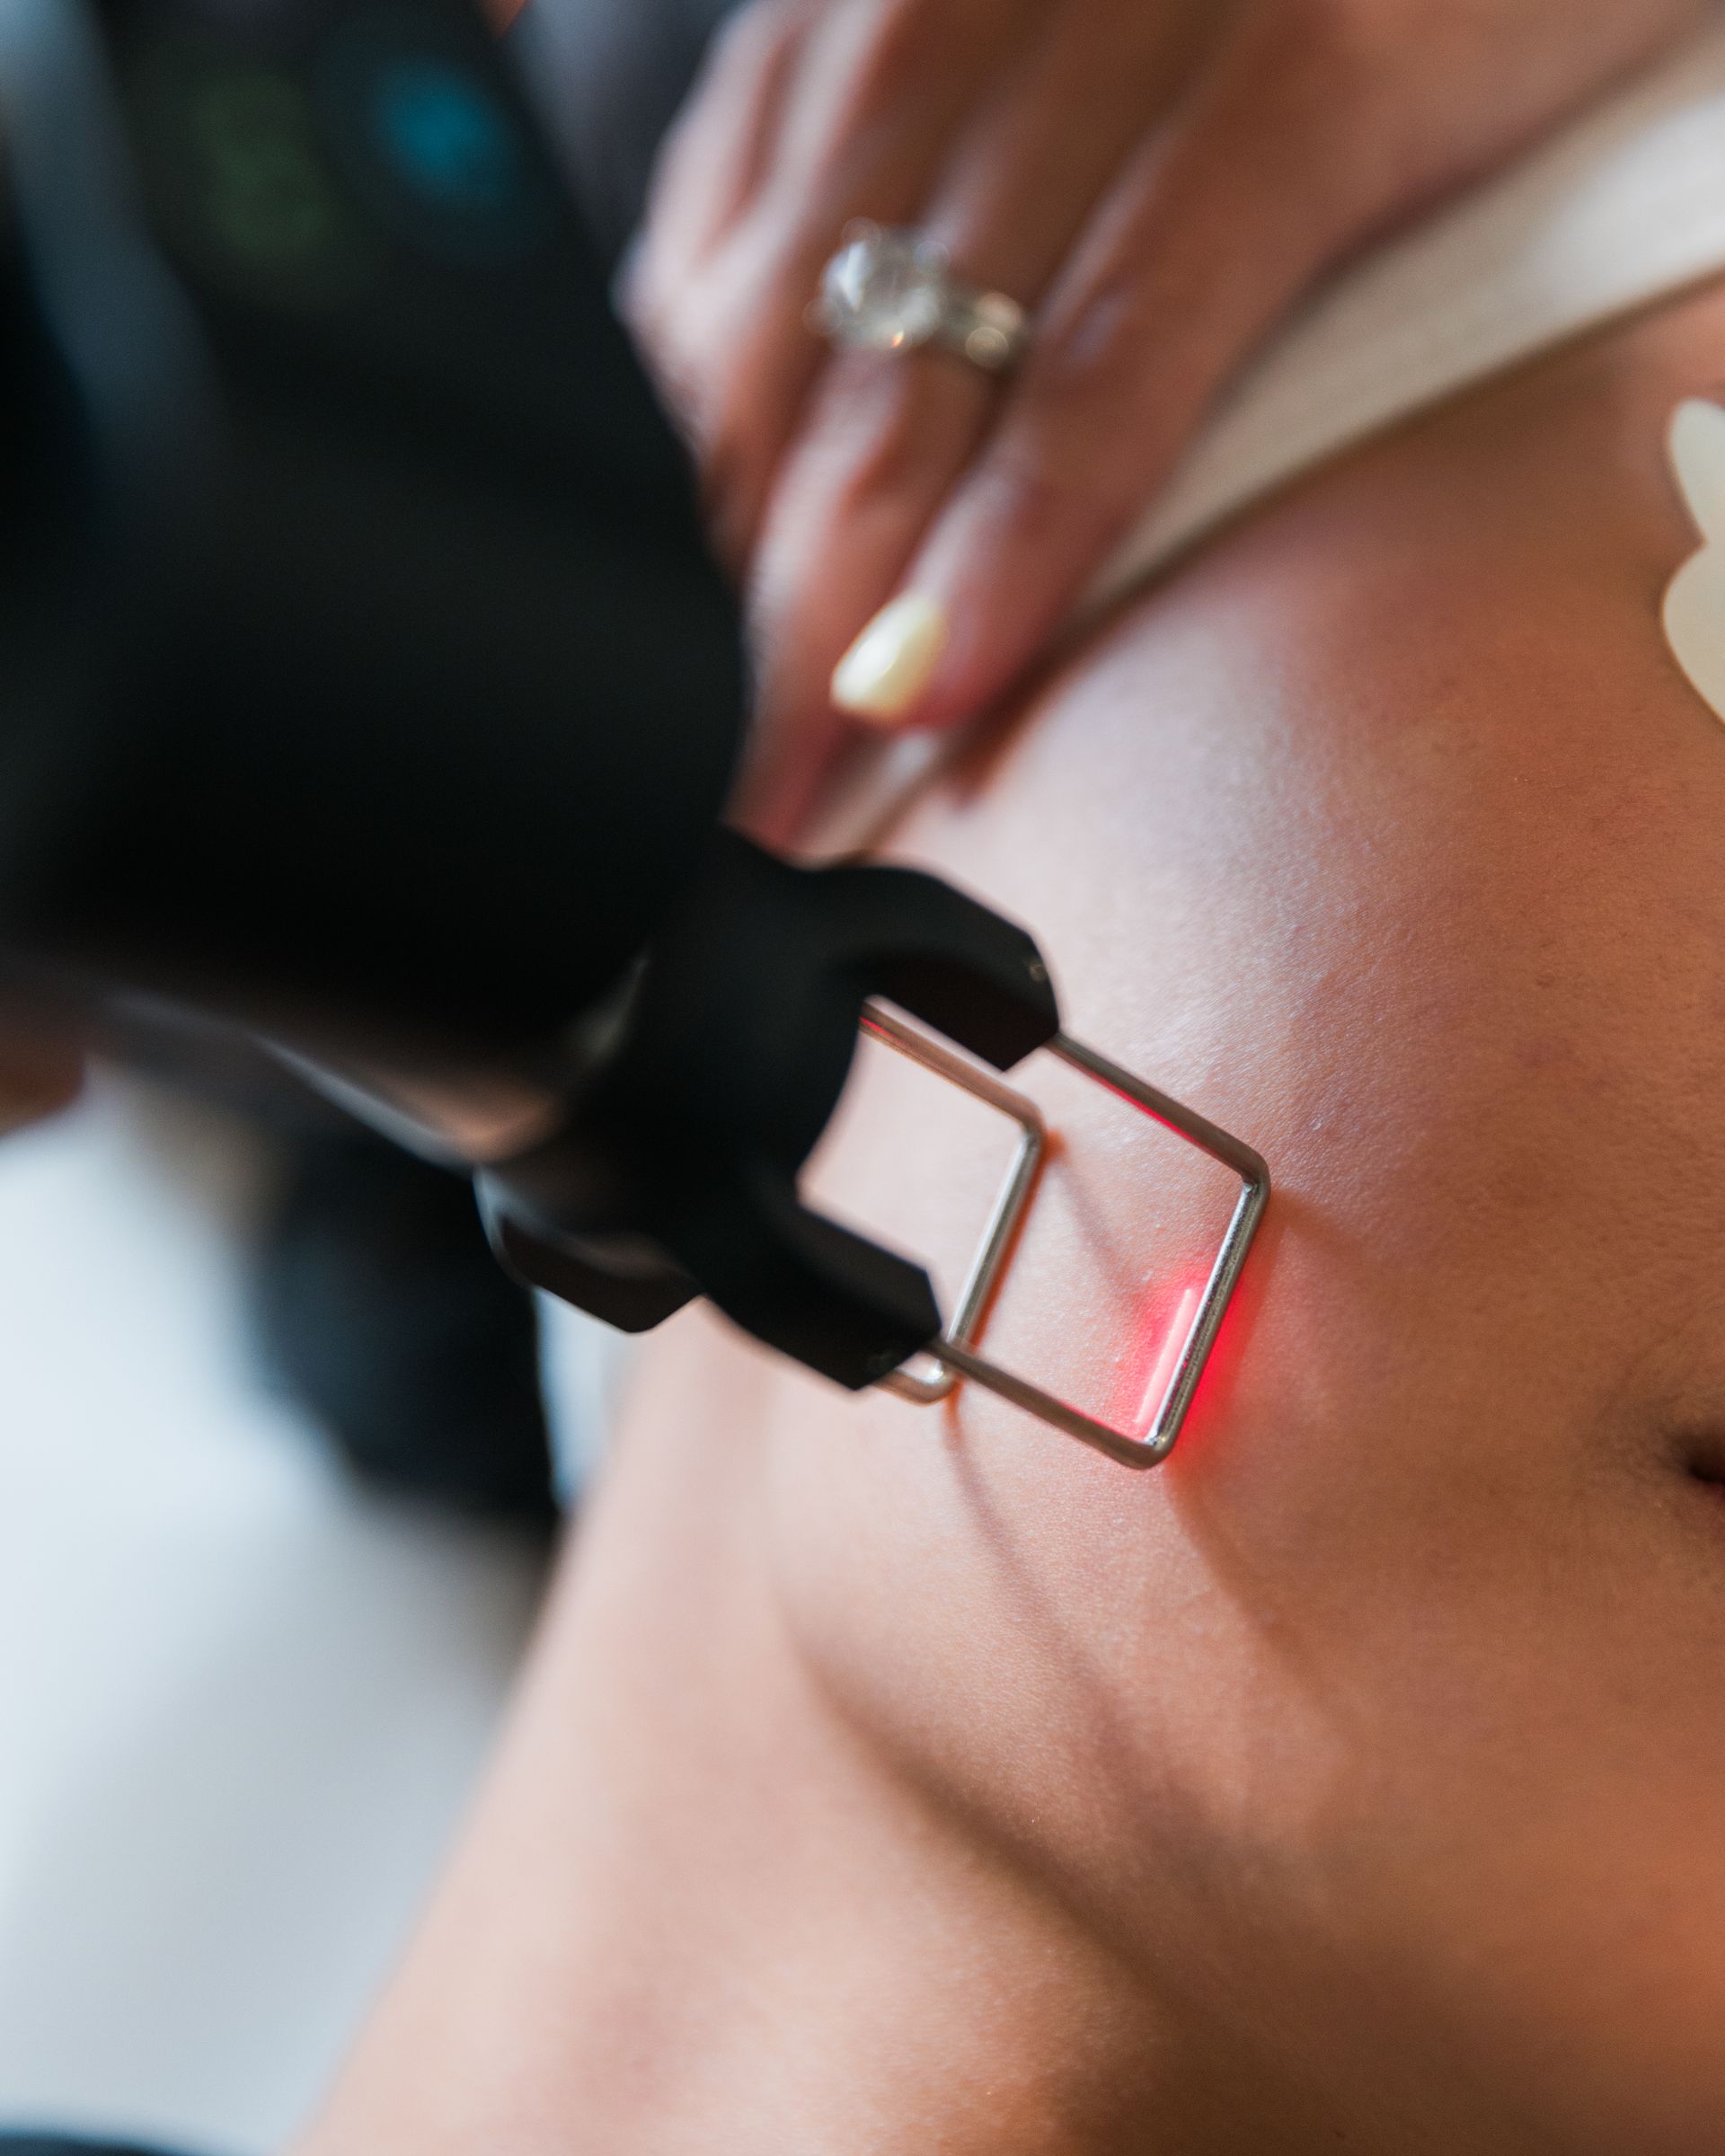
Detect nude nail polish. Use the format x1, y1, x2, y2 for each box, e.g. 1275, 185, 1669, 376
830, 593, 947, 721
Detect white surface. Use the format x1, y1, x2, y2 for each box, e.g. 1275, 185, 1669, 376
0, 1081, 544, 2155
1662, 396, 1725, 727
1098, 4, 1725, 599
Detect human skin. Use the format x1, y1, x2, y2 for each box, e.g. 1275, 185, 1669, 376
627, 0, 1704, 835
296, 280, 1725, 2154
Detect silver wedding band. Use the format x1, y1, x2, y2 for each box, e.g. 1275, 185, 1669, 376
809, 221, 1030, 377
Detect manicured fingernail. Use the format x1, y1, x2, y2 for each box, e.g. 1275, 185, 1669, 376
830, 593, 946, 722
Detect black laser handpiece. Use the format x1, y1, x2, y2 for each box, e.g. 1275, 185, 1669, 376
2, 0, 742, 1056
0, 0, 1266, 1469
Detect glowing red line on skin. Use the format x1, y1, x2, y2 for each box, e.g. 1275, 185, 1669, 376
1134, 1285, 1202, 1438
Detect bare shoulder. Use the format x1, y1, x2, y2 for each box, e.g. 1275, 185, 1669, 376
736, 269, 1725, 1542
301, 278, 1725, 2156
620, 273, 1725, 1746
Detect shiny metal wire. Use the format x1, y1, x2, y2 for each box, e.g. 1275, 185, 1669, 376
863, 1006, 1270, 1471
861, 1003, 1048, 1407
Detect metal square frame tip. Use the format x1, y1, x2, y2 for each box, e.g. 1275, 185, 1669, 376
861, 1003, 1269, 1472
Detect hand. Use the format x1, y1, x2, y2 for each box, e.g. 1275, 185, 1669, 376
627, 0, 1703, 838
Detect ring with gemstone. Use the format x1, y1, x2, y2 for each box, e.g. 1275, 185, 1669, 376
809, 222, 1030, 376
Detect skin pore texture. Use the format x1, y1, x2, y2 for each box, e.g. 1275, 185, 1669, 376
298, 279, 1725, 2156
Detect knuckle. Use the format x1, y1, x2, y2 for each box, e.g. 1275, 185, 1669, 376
800, 360, 924, 497
615, 241, 661, 339
1281, 0, 1386, 68
1244, 0, 1400, 115
650, 287, 755, 453
843, 400, 942, 508
1219, 0, 1415, 222
632, 267, 699, 380
845, 0, 987, 114
857, 0, 940, 74
706, 0, 799, 80
1039, 279, 1146, 388
703, 369, 766, 473
975, 385, 1153, 543
812, 358, 987, 517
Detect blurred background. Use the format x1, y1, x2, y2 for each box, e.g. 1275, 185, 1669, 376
0, 0, 721, 2136
0, 1073, 585, 2152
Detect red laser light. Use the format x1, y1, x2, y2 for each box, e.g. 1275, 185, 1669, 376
1134, 1285, 1202, 1438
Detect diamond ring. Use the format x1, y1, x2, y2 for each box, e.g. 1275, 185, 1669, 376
809, 222, 1029, 376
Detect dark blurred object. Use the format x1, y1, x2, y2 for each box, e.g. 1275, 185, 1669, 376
250, 1128, 558, 1524
0, 0, 744, 1509
481, 829, 1058, 1389
223, 0, 738, 1517
0, 0, 1082, 1450
517, 0, 735, 266
0, 2137, 207, 2155
231, 0, 736, 1512
0, 0, 748, 1067
226, 0, 739, 1512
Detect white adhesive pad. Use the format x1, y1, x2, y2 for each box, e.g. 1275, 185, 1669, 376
1664, 398, 1725, 726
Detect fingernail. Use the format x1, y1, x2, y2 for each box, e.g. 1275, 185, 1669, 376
830, 593, 947, 722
